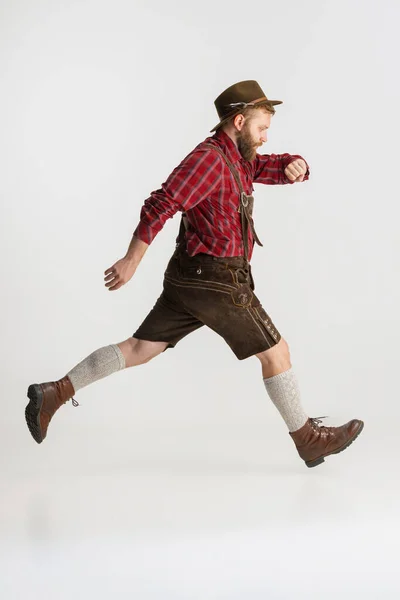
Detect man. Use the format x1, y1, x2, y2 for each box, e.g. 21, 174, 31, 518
25, 80, 364, 467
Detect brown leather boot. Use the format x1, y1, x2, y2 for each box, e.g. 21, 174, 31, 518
25, 376, 79, 444
289, 417, 364, 468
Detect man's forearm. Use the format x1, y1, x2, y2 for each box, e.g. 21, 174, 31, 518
124, 234, 149, 265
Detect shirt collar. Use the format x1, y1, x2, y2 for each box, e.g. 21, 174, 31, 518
210, 129, 243, 164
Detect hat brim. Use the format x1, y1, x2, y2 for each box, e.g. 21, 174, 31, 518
210, 99, 283, 133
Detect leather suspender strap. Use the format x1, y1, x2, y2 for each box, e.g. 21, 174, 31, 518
203, 144, 244, 196
178, 143, 263, 262
203, 144, 263, 262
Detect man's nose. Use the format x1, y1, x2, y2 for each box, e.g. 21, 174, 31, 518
261, 132, 267, 143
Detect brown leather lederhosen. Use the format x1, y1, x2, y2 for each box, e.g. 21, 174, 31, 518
177, 143, 263, 264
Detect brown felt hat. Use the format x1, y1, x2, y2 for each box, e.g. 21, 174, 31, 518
210, 80, 283, 133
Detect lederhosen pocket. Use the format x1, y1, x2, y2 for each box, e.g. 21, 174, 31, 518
230, 285, 254, 308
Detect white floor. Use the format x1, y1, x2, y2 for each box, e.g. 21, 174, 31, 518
1, 418, 399, 600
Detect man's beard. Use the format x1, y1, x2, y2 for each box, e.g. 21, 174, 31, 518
237, 125, 260, 161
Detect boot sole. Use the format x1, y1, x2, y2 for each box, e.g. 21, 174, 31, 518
25, 384, 45, 444
305, 421, 365, 468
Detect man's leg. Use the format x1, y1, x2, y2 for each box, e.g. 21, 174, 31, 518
25, 338, 168, 444
256, 340, 364, 468
67, 338, 168, 392
256, 338, 308, 433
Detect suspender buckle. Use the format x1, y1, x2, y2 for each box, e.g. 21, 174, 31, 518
241, 191, 249, 208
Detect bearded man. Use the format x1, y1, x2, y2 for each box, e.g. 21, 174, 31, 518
25, 80, 364, 468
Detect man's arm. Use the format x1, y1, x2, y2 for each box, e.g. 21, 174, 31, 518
124, 234, 149, 265
133, 148, 223, 245
252, 152, 310, 185
104, 148, 222, 291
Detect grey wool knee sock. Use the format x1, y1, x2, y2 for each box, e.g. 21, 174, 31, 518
66, 344, 126, 393
263, 367, 308, 432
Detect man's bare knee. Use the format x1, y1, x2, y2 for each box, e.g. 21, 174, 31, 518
256, 337, 291, 367
117, 337, 169, 368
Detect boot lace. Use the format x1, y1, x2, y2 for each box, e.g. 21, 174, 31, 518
71, 397, 79, 407
309, 416, 333, 437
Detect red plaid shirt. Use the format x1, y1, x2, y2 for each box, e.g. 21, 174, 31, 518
133, 129, 309, 260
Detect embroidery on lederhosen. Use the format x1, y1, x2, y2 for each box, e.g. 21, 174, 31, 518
227, 266, 254, 308
253, 306, 280, 342
231, 285, 254, 308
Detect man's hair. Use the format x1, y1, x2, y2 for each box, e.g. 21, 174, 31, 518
223, 103, 275, 130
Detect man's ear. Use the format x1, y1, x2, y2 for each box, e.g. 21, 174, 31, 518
233, 113, 245, 131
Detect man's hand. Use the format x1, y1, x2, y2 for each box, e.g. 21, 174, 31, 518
284, 158, 308, 182
104, 257, 138, 291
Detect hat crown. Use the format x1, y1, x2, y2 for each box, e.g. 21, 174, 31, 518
210, 80, 282, 133
214, 80, 266, 119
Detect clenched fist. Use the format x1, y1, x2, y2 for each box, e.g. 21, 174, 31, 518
284, 159, 308, 182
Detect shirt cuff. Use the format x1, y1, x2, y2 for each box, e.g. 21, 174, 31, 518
133, 221, 159, 245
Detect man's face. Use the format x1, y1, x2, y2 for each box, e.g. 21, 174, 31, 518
236, 110, 271, 161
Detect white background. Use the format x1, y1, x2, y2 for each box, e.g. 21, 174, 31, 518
1, 0, 399, 598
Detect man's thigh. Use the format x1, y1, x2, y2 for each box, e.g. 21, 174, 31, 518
132, 286, 204, 351
164, 254, 282, 360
